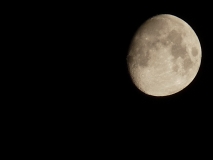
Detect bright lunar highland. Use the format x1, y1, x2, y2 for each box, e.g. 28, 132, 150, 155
127, 14, 201, 96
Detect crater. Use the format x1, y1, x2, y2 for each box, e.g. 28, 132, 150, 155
172, 64, 179, 72
167, 29, 189, 61
161, 38, 170, 46
146, 39, 161, 49
167, 30, 182, 45
138, 50, 151, 67
183, 57, 193, 71
171, 44, 187, 59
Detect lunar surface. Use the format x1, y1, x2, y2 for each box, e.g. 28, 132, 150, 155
127, 14, 201, 96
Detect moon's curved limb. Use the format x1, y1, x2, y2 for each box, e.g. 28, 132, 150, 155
127, 14, 202, 96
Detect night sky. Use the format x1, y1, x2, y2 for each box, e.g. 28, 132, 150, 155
6, 2, 212, 158
29, 2, 213, 158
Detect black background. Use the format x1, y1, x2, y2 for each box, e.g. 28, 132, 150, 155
7, 2, 212, 158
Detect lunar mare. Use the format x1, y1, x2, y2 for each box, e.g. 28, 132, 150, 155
127, 14, 201, 96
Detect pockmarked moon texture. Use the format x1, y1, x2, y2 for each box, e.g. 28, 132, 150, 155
127, 14, 202, 96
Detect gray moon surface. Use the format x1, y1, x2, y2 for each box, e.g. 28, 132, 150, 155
127, 14, 202, 96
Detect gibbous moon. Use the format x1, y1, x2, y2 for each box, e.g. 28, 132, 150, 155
127, 14, 202, 96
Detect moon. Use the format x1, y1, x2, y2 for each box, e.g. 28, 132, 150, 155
127, 14, 202, 96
